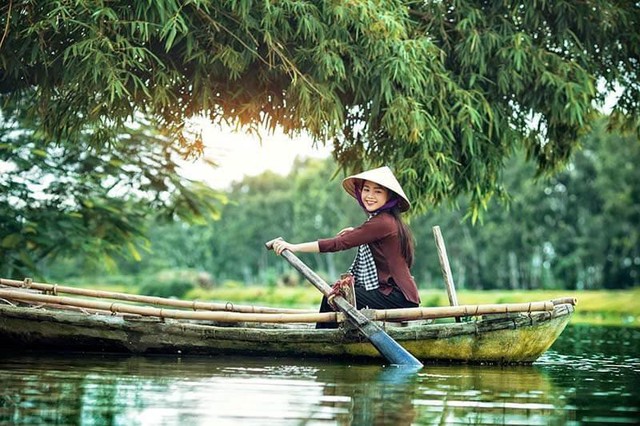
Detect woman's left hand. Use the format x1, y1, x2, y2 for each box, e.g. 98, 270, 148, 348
337, 227, 354, 236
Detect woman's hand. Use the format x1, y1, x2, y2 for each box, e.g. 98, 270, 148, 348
272, 239, 295, 255
270, 239, 319, 255
337, 227, 354, 236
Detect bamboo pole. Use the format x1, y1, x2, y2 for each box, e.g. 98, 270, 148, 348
0, 288, 564, 324
371, 300, 555, 321
0, 289, 338, 323
551, 297, 578, 306
432, 226, 461, 322
0, 278, 314, 314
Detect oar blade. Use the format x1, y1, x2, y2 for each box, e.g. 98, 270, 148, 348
365, 327, 423, 367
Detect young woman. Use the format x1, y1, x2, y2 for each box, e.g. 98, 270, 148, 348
272, 166, 420, 328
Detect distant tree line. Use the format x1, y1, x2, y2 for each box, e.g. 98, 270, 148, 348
37, 119, 639, 291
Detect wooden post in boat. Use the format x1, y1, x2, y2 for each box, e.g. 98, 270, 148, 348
432, 226, 461, 322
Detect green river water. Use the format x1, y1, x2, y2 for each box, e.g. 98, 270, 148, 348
0, 324, 638, 425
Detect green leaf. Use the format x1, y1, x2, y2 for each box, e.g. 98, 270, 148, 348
1, 234, 22, 248
127, 242, 142, 262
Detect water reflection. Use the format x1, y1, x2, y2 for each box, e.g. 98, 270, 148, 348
315, 365, 421, 425
0, 355, 563, 425
536, 325, 640, 425
0, 325, 638, 425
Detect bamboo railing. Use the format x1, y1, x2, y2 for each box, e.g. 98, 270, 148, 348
0, 288, 337, 323
0, 283, 576, 324
0, 278, 314, 314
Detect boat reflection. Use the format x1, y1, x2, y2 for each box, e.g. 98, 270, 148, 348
0, 353, 567, 425
414, 365, 566, 425
315, 363, 564, 425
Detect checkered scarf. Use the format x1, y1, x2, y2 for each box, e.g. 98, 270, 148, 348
348, 214, 379, 291
348, 243, 379, 290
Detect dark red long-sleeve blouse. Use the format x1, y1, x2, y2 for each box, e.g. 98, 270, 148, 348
317, 212, 420, 305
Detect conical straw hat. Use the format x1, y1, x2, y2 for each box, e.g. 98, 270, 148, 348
342, 166, 411, 212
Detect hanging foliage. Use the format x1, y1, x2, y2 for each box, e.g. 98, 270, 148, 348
0, 0, 637, 217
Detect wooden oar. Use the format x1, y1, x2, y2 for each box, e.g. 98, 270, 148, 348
265, 238, 423, 367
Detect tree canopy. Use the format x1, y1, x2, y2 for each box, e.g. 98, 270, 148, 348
1, 0, 638, 215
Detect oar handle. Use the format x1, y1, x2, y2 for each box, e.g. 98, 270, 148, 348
264, 237, 281, 251
265, 237, 332, 296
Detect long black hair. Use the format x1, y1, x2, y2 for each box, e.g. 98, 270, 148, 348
389, 203, 415, 268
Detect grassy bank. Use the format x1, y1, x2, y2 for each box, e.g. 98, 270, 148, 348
184, 286, 639, 327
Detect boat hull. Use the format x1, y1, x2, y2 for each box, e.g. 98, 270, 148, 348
0, 303, 573, 364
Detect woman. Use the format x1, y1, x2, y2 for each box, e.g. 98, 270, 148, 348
272, 166, 420, 328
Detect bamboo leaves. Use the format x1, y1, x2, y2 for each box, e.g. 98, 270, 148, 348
0, 0, 637, 219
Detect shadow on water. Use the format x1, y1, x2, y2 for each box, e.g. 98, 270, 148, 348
0, 324, 638, 425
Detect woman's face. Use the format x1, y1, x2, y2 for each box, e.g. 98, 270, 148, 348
360, 180, 390, 212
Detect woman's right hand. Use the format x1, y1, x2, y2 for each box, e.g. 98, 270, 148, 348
337, 227, 354, 236
272, 239, 295, 255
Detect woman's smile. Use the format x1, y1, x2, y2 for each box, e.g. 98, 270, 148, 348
360, 180, 390, 212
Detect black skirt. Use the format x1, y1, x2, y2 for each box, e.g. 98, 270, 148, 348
316, 286, 418, 329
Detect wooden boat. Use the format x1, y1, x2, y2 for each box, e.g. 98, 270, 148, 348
0, 277, 575, 364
